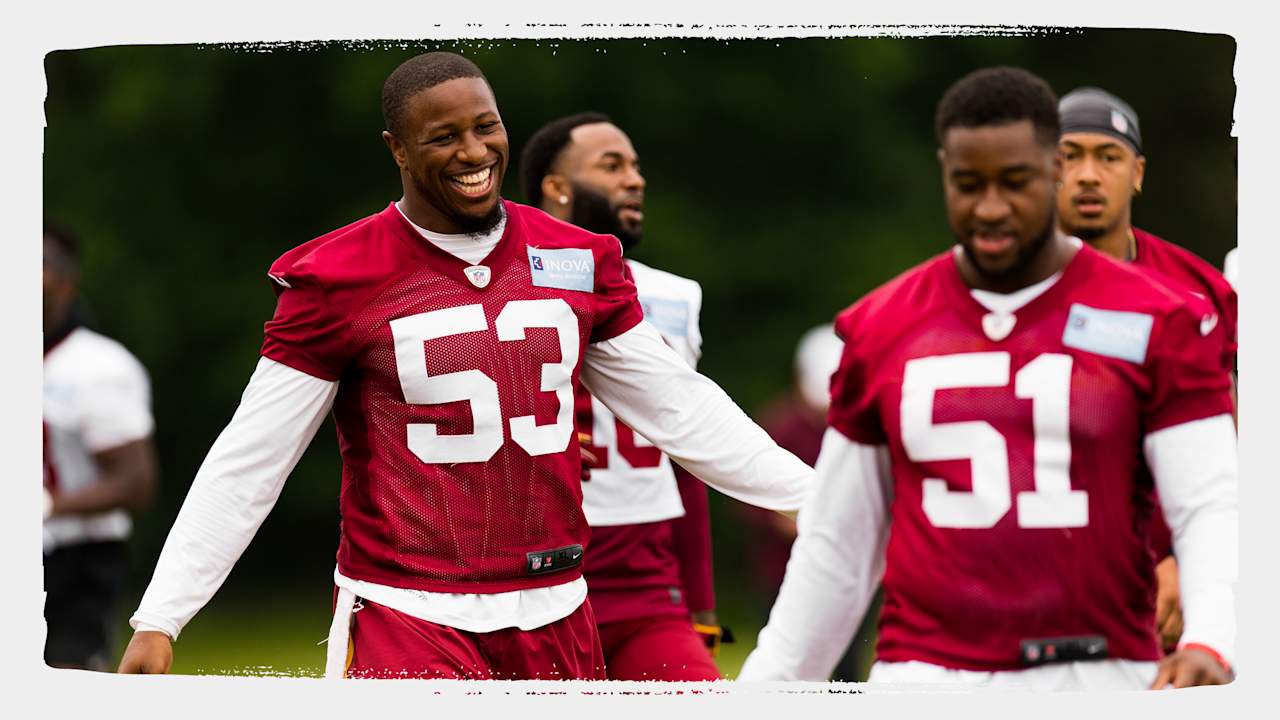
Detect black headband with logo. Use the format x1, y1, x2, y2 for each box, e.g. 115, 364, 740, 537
1058, 87, 1143, 155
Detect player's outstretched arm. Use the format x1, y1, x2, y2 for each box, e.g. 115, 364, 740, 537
117, 630, 173, 674
1145, 413, 1238, 688
581, 321, 811, 512
737, 428, 891, 681
121, 358, 337, 668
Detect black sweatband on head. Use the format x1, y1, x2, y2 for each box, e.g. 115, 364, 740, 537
1058, 87, 1143, 155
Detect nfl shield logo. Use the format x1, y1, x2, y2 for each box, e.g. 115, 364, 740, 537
530, 556, 542, 571
465, 265, 491, 289
1111, 110, 1128, 134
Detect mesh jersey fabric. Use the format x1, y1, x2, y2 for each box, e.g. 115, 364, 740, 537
827, 243, 1233, 671
260, 200, 643, 593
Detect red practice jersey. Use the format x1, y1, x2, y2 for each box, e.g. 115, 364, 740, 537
1129, 228, 1237, 563
828, 244, 1232, 671
1133, 227, 1237, 372
261, 200, 643, 594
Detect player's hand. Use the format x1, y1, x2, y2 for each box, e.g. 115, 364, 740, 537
1154, 555, 1184, 653
117, 630, 173, 674
1149, 646, 1232, 689
577, 432, 600, 482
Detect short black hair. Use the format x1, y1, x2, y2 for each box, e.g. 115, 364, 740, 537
520, 111, 613, 208
381, 52, 489, 139
44, 220, 80, 273
935, 67, 1060, 148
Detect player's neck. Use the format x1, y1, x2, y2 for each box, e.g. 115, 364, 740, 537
539, 202, 572, 224
1085, 224, 1136, 263
398, 194, 465, 235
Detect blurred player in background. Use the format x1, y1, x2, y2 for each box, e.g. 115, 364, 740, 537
117, 52, 810, 680
744, 323, 882, 681
740, 66, 1237, 690
521, 111, 721, 681
43, 222, 159, 670
1055, 87, 1239, 654
743, 325, 842, 612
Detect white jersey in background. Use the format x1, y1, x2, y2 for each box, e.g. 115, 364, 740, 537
43, 327, 154, 552
579, 258, 704, 527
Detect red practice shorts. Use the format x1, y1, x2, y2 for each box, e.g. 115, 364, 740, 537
345, 597, 606, 680
597, 614, 721, 681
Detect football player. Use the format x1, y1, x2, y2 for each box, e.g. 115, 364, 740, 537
117, 52, 811, 680
739, 67, 1236, 690
43, 223, 159, 670
1056, 87, 1238, 654
521, 111, 722, 681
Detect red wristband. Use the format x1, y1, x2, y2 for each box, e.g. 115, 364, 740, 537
1179, 642, 1232, 674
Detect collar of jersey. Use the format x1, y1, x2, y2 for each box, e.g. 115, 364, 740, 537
943, 240, 1096, 332
378, 200, 520, 291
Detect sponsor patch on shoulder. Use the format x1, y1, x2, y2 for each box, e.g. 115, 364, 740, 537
639, 296, 690, 337
1062, 303, 1153, 364
528, 247, 594, 292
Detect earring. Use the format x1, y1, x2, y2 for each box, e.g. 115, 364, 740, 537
558, 196, 569, 205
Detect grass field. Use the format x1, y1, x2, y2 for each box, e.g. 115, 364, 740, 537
112, 591, 764, 679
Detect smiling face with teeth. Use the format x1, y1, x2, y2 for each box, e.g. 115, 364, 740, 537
383, 77, 509, 235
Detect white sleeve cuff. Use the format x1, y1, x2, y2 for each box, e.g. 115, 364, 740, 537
129, 618, 176, 641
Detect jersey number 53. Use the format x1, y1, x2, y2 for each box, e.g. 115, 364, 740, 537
389, 298, 579, 464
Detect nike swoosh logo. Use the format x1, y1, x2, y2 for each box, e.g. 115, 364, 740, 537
1201, 313, 1219, 336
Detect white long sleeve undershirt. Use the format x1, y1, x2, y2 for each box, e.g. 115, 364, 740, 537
131, 358, 337, 639
738, 414, 1238, 681
132, 322, 810, 639
1145, 414, 1239, 666
738, 429, 892, 681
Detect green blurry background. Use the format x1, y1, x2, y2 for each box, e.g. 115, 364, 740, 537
42, 31, 1236, 678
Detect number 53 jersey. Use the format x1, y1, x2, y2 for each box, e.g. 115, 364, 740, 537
260, 201, 644, 594
828, 243, 1234, 671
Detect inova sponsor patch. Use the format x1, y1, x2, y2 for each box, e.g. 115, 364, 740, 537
528, 247, 595, 292
1061, 303, 1153, 364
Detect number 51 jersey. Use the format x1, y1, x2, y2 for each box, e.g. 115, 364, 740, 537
828, 243, 1233, 671
260, 201, 643, 594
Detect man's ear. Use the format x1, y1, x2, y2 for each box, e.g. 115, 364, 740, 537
541, 174, 572, 214
383, 130, 408, 170
1134, 155, 1147, 195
